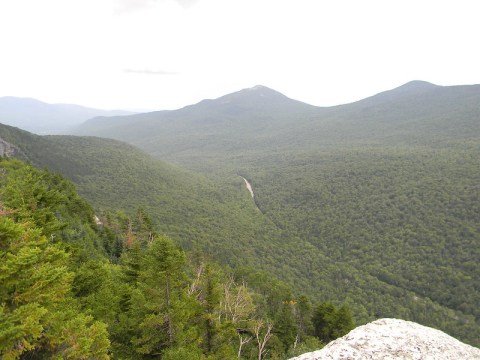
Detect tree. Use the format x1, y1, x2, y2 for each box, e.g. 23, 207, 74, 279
131, 236, 197, 356
220, 276, 256, 358
296, 295, 314, 342
274, 301, 297, 352
312, 302, 336, 343
253, 320, 274, 360
312, 302, 354, 343
331, 305, 355, 339
0, 215, 110, 359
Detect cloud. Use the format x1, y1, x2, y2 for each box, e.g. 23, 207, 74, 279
114, 0, 156, 14
114, 0, 198, 14
175, 0, 199, 8
124, 68, 178, 75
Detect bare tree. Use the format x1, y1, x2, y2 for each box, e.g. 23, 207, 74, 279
253, 320, 273, 360
221, 276, 255, 323
220, 276, 257, 357
187, 262, 205, 297
237, 333, 252, 358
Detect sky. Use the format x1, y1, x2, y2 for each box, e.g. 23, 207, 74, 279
1, 0, 479, 111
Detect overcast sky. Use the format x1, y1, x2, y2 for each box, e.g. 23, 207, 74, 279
1, 0, 479, 111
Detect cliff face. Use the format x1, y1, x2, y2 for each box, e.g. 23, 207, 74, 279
291, 318, 480, 360
0, 137, 18, 157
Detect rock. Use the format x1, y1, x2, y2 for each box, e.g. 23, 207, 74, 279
0, 137, 18, 157
290, 318, 480, 360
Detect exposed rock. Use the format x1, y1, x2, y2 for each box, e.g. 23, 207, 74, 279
290, 318, 480, 360
0, 137, 18, 157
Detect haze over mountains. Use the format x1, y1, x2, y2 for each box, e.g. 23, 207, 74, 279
0, 81, 479, 348
0, 96, 133, 134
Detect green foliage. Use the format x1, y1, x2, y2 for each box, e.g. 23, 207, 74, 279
312, 302, 355, 343
2, 81, 480, 347
274, 302, 297, 352
60, 82, 480, 346
0, 213, 110, 359
0, 157, 361, 359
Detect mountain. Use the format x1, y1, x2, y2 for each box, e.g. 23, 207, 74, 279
0, 96, 133, 134
72, 81, 480, 169
72, 85, 321, 169
291, 318, 480, 360
69, 81, 480, 346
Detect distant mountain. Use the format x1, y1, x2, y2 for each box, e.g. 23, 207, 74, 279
72, 81, 480, 167
0, 96, 133, 134
71, 85, 320, 165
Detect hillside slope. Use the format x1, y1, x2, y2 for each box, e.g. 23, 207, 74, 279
0, 124, 267, 260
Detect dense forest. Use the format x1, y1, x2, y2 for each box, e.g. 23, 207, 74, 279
70, 82, 480, 346
1, 122, 478, 349
0, 158, 357, 359
1, 81, 479, 353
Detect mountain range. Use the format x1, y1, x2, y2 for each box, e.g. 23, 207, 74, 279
0, 80, 479, 347
72, 80, 480, 167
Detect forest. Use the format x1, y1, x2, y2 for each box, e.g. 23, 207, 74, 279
0, 81, 479, 355
70, 82, 480, 346
0, 158, 355, 359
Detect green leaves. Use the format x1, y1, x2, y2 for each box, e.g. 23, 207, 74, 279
312, 302, 355, 343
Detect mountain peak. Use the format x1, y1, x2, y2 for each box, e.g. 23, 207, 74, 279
359, 80, 440, 105
210, 84, 313, 110
236, 84, 288, 98
250, 85, 270, 90
398, 80, 438, 91
247, 84, 280, 93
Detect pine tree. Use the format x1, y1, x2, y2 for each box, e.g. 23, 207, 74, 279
0, 216, 110, 359
274, 302, 297, 352
131, 236, 197, 356
312, 302, 355, 344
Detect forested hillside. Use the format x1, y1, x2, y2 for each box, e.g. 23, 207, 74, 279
1, 158, 360, 359
69, 81, 480, 346
0, 124, 280, 265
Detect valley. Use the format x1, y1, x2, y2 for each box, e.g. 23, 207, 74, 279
0, 81, 479, 349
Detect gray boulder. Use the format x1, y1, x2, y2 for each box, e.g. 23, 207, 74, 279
290, 318, 480, 359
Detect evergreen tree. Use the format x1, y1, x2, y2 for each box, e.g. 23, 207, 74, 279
131, 236, 198, 356
0, 216, 110, 359
274, 301, 297, 352
296, 295, 314, 341
331, 305, 355, 339
312, 302, 355, 344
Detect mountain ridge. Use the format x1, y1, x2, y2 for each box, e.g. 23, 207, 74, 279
71, 80, 480, 167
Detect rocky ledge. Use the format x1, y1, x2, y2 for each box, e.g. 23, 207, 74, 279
290, 318, 480, 360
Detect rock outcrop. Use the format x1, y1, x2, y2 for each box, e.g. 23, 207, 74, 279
290, 318, 480, 360
0, 137, 18, 157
